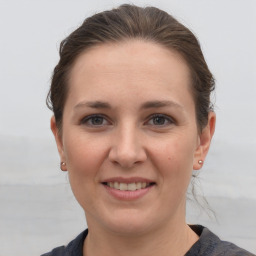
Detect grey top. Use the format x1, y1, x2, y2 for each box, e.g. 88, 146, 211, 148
41, 225, 255, 256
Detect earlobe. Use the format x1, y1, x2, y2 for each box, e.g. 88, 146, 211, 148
193, 112, 216, 170
50, 116, 66, 163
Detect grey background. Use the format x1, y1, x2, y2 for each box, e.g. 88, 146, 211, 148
0, 0, 255, 255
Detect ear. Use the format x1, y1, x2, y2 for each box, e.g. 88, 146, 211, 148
193, 111, 216, 170
50, 116, 67, 171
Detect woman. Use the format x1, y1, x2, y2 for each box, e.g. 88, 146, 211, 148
43, 4, 254, 256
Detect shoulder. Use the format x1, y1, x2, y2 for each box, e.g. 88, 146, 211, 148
186, 225, 255, 256
41, 229, 88, 256
41, 246, 66, 256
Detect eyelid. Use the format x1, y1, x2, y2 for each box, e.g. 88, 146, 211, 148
145, 113, 175, 126
80, 114, 111, 126
79, 113, 175, 127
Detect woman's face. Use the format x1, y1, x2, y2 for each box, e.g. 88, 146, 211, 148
52, 40, 215, 235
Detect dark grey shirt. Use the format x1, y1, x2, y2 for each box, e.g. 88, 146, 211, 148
41, 225, 255, 256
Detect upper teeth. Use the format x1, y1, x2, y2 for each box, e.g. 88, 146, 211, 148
107, 182, 149, 191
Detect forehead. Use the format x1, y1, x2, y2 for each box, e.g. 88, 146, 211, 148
67, 40, 193, 106
71, 40, 190, 79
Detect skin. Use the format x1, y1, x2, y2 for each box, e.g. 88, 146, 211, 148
51, 40, 215, 256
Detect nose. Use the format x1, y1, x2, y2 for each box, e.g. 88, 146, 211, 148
108, 124, 147, 169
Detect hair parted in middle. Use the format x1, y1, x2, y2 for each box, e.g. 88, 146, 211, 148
47, 4, 215, 133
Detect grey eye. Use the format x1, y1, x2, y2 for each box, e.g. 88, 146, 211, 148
147, 114, 173, 126
152, 116, 167, 125
90, 116, 104, 125
81, 115, 109, 126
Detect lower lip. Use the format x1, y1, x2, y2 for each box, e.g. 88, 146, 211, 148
103, 184, 154, 201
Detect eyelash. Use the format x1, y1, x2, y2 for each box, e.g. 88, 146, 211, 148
80, 114, 110, 126
146, 114, 175, 127
80, 114, 175, 127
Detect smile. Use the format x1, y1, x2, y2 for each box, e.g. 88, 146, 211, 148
104, 182, 153, 191
101, 178, 156, 200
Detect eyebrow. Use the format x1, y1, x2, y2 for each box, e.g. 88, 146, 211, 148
74, 100, 184, 110
140, 100, 184, 110
74, 101, 111, 109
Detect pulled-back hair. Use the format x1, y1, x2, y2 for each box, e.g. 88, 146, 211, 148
47, 4, 215, 132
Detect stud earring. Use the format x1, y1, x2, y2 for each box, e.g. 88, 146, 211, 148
60, 162, 67, 171
198, 160, 203, 164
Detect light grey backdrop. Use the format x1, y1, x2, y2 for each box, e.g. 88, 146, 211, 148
0, 0, 255, 255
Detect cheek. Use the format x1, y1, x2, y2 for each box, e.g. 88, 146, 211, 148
152, 134, 196, 190
64, 134, 106, 170
158, 133, 196, 167
63, 135, 108, 191
62, 135, 108, 210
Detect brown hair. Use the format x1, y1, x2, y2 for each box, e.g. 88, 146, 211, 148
47, 4, 215, 132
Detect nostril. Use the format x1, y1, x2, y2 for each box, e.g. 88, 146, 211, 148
108, 138, 147, 168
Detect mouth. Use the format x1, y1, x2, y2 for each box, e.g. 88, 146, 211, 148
102, 181, 155, 191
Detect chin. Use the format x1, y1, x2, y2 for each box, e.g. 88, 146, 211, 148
108, 221, 150, 236
101, 209, 156, 236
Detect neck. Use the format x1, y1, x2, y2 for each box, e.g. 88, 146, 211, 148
83, 219, 199, 256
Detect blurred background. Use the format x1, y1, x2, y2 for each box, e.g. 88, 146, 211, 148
0, 0, 255, 255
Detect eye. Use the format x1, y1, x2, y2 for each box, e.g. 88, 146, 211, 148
146, 114, 174, 126
81, 114, 110, 127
